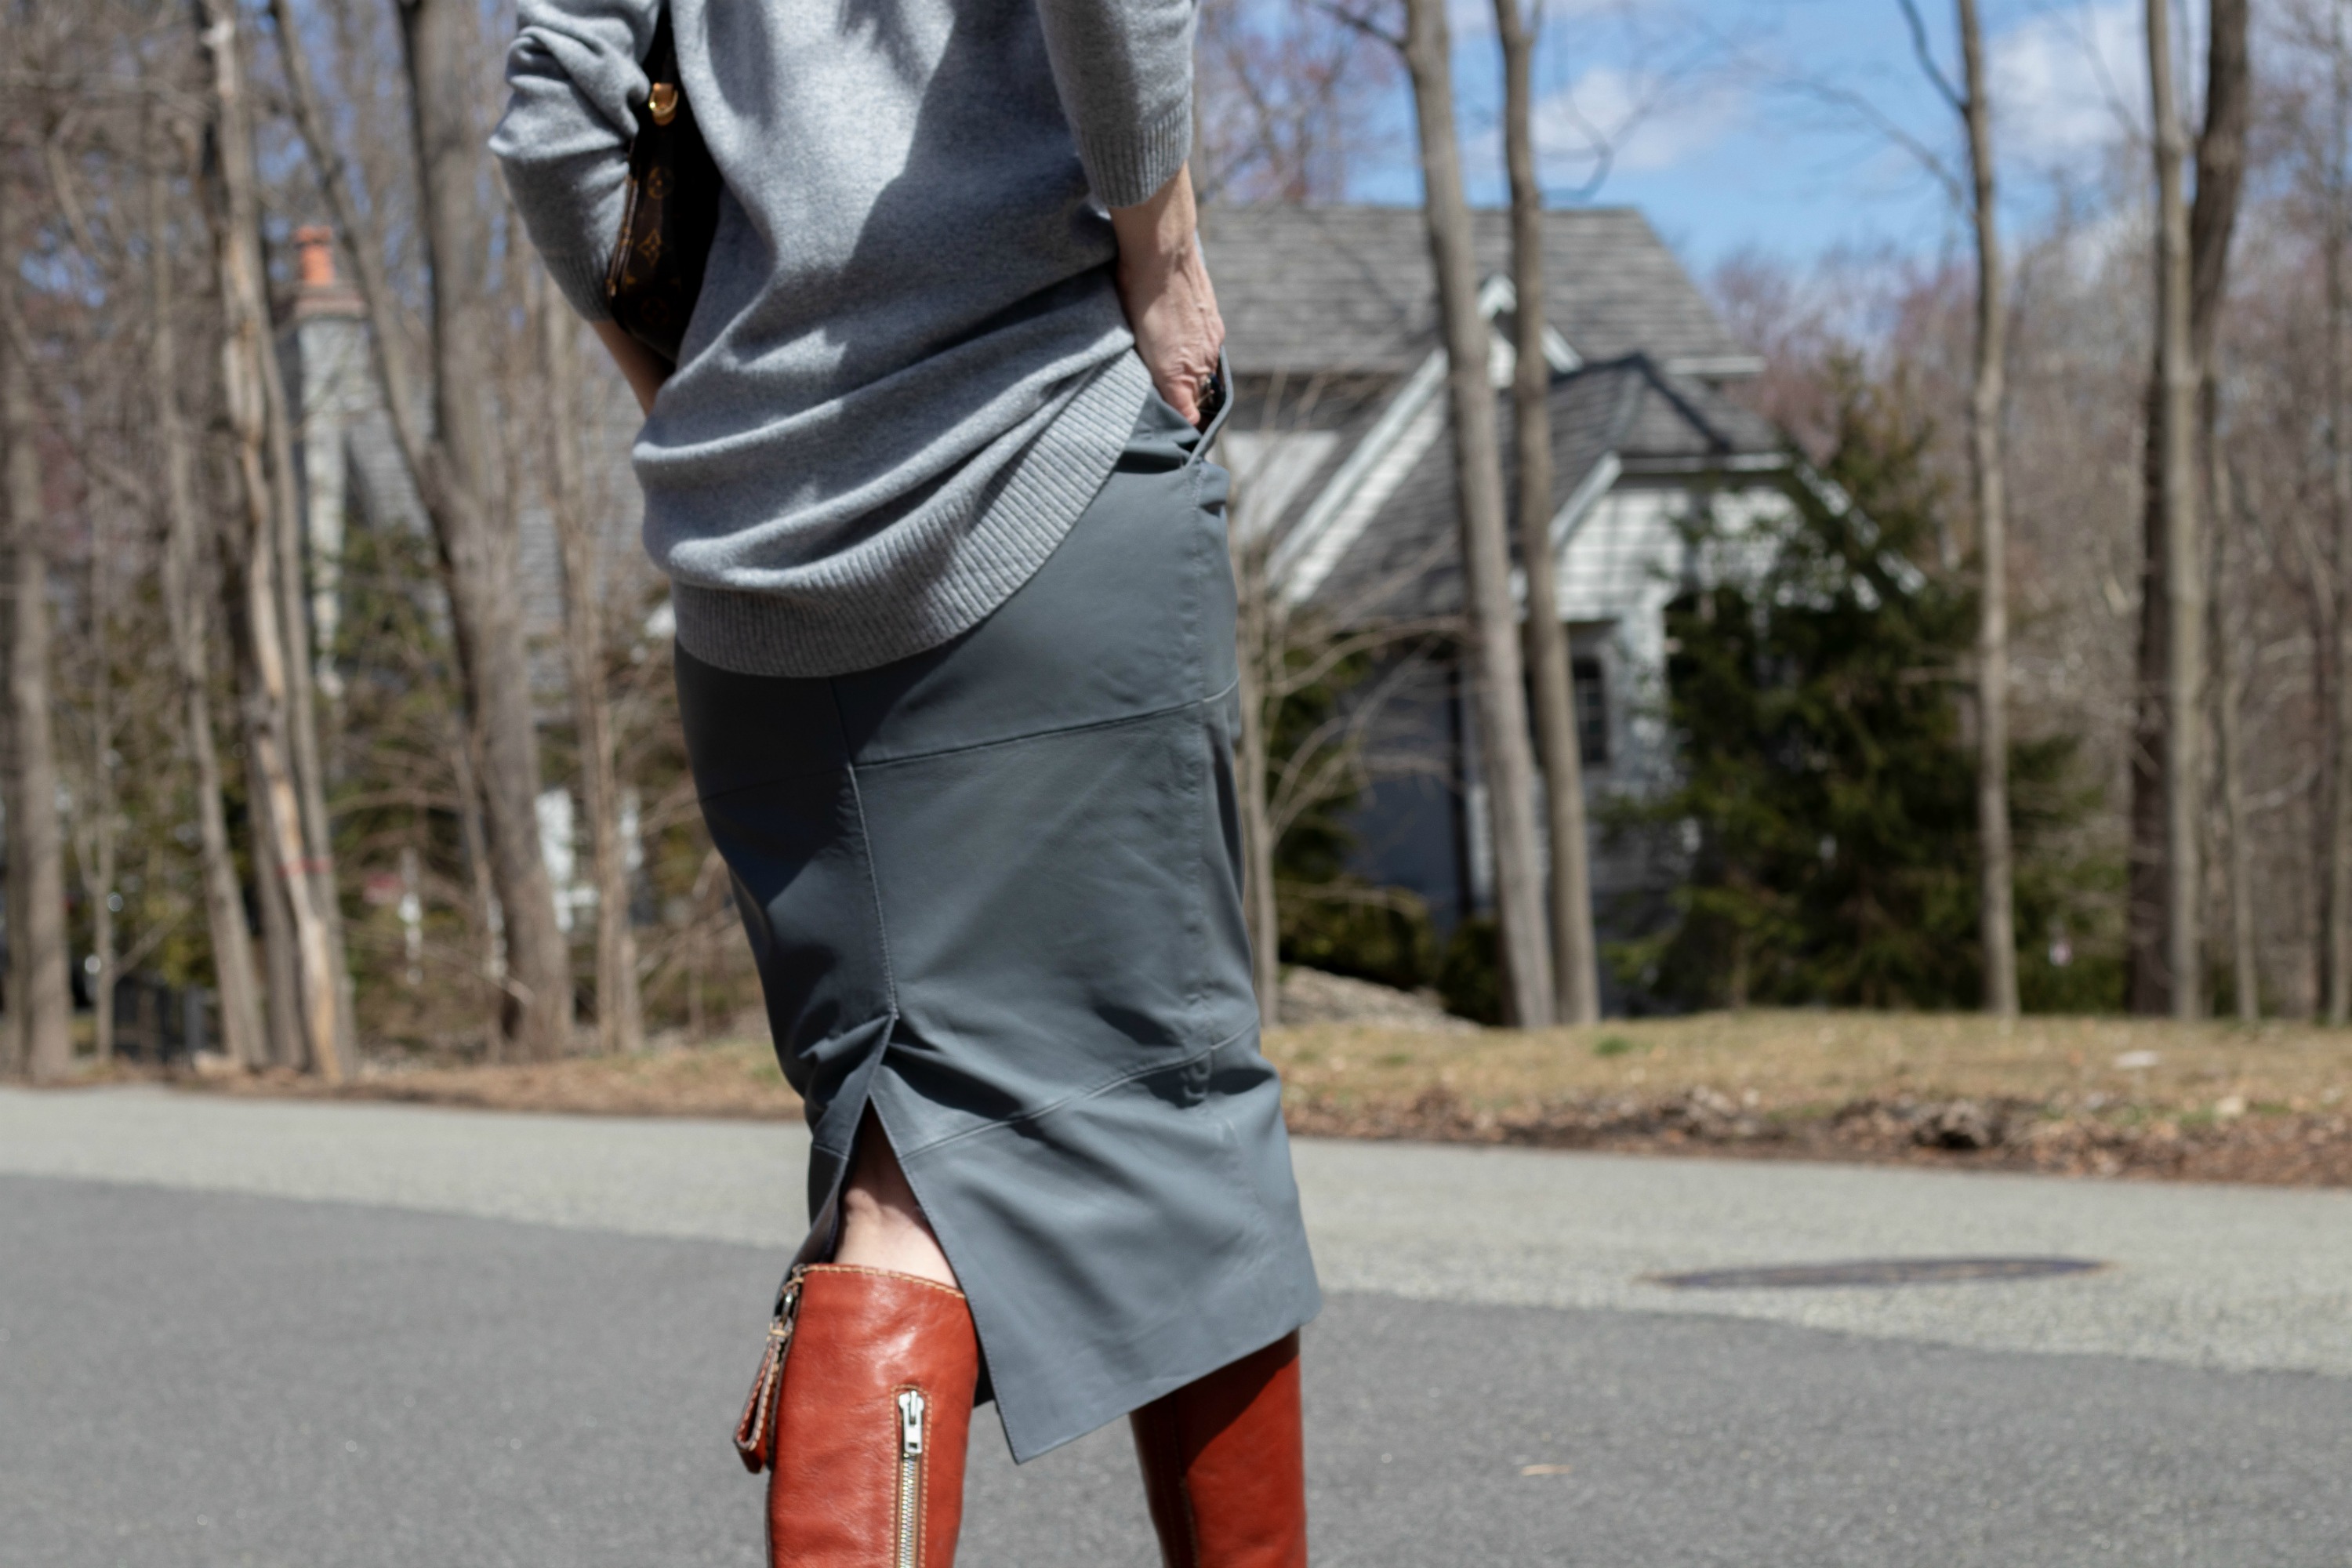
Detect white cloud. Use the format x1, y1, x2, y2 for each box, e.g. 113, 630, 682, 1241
1987, 1, 2150, 158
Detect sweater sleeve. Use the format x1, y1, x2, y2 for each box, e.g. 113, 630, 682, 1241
488, 0, 662, 321
1032, 0, 1197, 209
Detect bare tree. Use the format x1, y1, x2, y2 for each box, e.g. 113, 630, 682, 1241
1399, 0, 1554, 1025
259, 248, 358, 1077
267, 0, 570, 1058
1942, 0, 2020, 1018
77, 499, 120, 1062
147, 128, 265, 1068
2214, 463, 2257, 1018
403, 0, 572, 1057
2327, 4, 2352, 1022
198, 0, 349, 1079
2125, 0, 2245, 1019
1766, 0, 2024, 1012
1494, 0, 1599, 1023
1195, 0, 1391, 202
1, 278, 72, 1083
2140, 0, 2203, 1020
1715, 2, 2332, 1021
2189, 0, 2252, 1017
539, 287, 641, 1056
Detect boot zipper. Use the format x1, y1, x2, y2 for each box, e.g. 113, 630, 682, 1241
895, 1388, 927, 1568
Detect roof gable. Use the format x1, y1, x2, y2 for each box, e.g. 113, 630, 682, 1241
1296, 355, 1787, 620
1200, 205, 1760, 379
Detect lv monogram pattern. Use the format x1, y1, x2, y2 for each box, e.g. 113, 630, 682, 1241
604, 11, 718, 365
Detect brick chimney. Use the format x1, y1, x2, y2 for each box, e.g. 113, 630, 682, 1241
291, 225, 361, 321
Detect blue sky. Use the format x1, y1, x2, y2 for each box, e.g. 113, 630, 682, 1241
1341, 0, 2154, 271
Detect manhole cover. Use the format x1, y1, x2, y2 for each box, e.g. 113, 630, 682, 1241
1645, 1257, 2107, 1290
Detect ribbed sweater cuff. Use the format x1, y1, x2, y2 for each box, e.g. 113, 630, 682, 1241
1080, 99, 1192, 209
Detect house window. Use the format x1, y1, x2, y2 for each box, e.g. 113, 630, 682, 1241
1572, 658, 1608, 768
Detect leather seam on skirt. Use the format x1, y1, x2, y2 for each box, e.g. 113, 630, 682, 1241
829, 681, 904, 1028
685, 677, 1247, 804
851, 674, 1245, 771
887, 1018, 1260, 1161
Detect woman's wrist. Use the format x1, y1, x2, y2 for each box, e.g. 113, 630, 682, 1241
1108, 165, 1223, 426
1109, 165, 1200, 279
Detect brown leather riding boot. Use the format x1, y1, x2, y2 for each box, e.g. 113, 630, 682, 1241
1128, 1333, 1307, 1568
759, 1264, 979, 1568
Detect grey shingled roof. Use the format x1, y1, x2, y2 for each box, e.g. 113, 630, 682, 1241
1200, 205, 1759, 379
1304, 355, 1786, 621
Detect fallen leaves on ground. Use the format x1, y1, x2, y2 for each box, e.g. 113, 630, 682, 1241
1270, 1012, 2352, 1187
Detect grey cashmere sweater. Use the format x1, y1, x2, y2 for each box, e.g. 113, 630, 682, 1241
491, 0, 1192, 677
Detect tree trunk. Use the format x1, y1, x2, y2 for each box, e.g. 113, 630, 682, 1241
256, 219, 358, 1076
1953, 0, 2018, 1018
199, 0, 348, 1080
2329, 12, 2352, 1022
2145, 0, 2203, 1021
2314, 569, 2336, 1018
223, 514, 302, 1074
448, 709, 505, 1042
397, 0, 572, 1057
243, 722, 302, 1069
82, 539, 118, 1062
268, 0, 569, 1056
2127, 383, 2169, 1014
2213, 460, 2256, 1019
1400, 0, 1553, 1027
149, 146, 266, 1070
2188, 0, 2252, 1019
1494, 0, 1597, 1025
226, 422, 341, 1080
538, 287, 641, 1056
2, 307, 71, 1083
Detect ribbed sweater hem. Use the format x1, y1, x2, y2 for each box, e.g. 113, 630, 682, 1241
670, 352, 1155, 678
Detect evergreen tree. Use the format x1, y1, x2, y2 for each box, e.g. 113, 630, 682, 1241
1619, 369, 2111, 1011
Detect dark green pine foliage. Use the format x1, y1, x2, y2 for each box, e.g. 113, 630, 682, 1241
1618, 372, 2108, 1011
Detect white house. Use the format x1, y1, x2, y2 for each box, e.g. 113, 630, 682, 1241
1199, 205, 1799, 984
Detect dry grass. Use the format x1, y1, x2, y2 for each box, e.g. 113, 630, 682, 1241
1265, 1012, 2352, 1120
161, 1011, 2352, 1186
1268, 1013, 2352, 1188
197, 1034, 802, 1120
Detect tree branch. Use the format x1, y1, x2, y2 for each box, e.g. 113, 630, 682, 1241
1779, 76, 1966, 209
1894, 0, 1966, 114
1308, 0, 1403, 56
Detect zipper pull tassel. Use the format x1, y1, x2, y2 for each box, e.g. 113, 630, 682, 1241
732, 1271, 806, 1474
898, 1388, 927, 1457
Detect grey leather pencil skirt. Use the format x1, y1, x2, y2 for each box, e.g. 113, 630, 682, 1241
674, 387, 1322, 1463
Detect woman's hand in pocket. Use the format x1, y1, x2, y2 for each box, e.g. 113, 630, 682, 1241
1110, 165, 1224, 428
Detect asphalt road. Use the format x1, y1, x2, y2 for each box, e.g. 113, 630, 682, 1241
5, 1088, 2350, 1566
